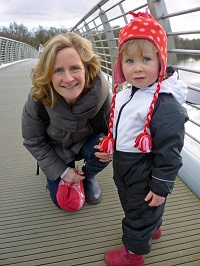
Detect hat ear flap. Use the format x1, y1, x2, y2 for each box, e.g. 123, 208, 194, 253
114, 53, 126, 84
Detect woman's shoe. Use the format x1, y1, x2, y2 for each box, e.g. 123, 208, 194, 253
104, 246, 144, 266
83, 176, 101, 204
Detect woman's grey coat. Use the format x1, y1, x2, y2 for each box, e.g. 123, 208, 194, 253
22, 72, 111, 181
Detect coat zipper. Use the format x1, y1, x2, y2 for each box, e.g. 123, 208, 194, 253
114, 88, 135, 149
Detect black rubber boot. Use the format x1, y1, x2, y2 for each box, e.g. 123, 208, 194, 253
83, 176, 102, 204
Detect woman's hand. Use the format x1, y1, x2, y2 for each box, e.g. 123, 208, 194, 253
63, 167, 85, 183
145, 191, 165, 207
94, 138, 113, 162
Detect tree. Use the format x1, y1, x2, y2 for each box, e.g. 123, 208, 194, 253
0, 22, 69, 48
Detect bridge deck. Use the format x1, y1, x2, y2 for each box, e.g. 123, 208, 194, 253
0, 60, 199, 266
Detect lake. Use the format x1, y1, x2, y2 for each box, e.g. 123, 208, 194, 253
179, 57, 200, 152
177, 57, 200, 104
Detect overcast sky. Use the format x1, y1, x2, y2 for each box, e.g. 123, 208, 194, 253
0, 0, 199, 38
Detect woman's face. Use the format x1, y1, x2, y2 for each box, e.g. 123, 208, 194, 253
52, 47, 85, 104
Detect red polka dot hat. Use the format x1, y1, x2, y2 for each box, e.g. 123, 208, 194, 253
56, 179, 85, 212
99, 9, 168, 153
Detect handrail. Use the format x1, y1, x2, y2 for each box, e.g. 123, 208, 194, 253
70, 0, 109, 32
173, 65, 200, 74
169, 49, 200, 55
168, 30, 200, 36
158, 6, 200, 19
0, 37, 38, 64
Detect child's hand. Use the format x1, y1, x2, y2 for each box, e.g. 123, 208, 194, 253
145, 191, 165, 207
94, 138, 113, 162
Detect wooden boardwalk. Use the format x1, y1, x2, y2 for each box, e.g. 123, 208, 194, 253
0, 59, 200, 266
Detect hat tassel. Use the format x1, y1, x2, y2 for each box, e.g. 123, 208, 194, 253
134, 132, 152, 153
99, 135, 114, 154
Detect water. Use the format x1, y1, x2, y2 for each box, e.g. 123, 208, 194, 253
178, 57, 200, 153
178, 58, 200, 86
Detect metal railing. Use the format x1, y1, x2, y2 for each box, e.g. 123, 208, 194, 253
70, 0, 200, 197
0, 37, 38, 65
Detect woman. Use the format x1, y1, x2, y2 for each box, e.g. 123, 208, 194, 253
22, 33, 112, 210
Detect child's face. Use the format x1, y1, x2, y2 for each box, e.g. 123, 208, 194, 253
121, 41, 160, 88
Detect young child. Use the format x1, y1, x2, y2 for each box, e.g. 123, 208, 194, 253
97, 9, 188, 266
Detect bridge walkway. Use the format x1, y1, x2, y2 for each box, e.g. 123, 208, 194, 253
0, 59, 199, 266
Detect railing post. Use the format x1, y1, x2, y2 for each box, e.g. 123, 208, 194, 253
5, 40, 9, 64
147, 0, 178, 66
99, 10, 118, 78
0, 38, 1, 65
11, 41, 15, 62
84, 23, 98, 53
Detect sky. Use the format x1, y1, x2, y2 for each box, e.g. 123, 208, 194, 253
0, 0, 199, 38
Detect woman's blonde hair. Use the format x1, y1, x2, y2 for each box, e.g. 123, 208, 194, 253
31, 32, 100, 107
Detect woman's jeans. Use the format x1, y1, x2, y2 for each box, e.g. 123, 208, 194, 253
46, 133, 109, 208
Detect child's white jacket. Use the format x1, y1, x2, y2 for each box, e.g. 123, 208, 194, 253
113, 70, 188, 153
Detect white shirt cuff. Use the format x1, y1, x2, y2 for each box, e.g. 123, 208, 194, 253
60, 167, 70, 179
